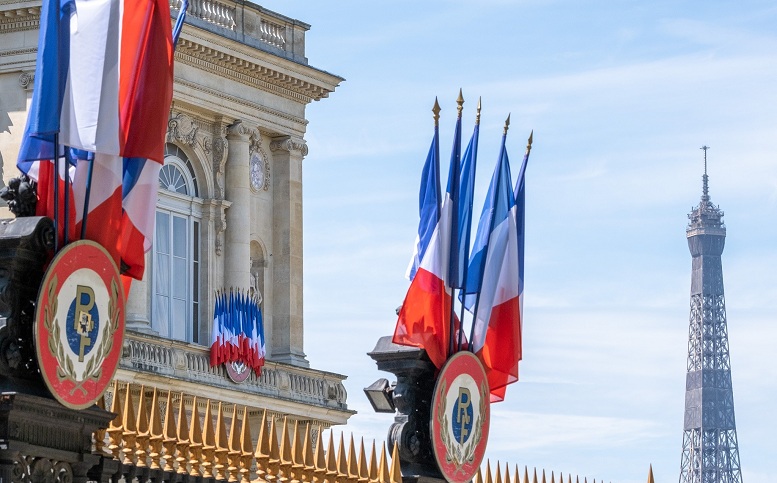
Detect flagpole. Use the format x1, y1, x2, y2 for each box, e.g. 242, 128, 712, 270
468, 114, 510, 350
53, 133, 60, 252
456, 98, 480, 353
63, 148, 70, 245
447, 90, 464, 359
80, 156, 95, 239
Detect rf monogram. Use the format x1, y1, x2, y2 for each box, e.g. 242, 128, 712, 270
456, 387, 472, 444
74, 285, 95, 362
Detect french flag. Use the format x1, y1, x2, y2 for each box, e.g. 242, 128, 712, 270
17, 0, 174, 279
394, 105, 464, 369
405, 110, 441, 282
466, 124, 522, 402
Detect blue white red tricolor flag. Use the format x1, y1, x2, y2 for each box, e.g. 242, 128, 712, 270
210, 289, 266, 375
465, 123, 526, 402
17, 0, 175, 280
406, 102, 441, 281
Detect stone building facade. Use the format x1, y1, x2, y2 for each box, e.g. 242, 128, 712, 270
0, 0, 351, 431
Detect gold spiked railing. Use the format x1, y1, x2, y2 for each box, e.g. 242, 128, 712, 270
472, 460, 656, 483
93, 382, 402, 483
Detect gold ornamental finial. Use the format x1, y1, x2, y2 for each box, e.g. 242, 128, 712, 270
432, 98, 441, 126
504, 114, 511, 136
476, 97, 482, 125
526, 130, 533, 154
647, 465, 655, 483
377, 444, 389, 483
368, 440, 378, 481
347, 435, 359, 478
456, 89, 464, 118
485, 460, 493, 483
389, 443, 402, 483
337, 433, 348, 476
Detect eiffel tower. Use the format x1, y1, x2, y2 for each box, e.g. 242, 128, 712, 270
679, 146, 743, 482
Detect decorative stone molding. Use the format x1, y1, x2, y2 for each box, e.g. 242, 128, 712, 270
167, 112, 199, 146
215, 203, 227, 256
249, 131, 270, 192
18, 71, 34, 90
0, 7, 41, 34
209, 121, 228, 200
270, 136, 308, 157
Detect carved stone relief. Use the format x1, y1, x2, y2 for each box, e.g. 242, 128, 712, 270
269, 136, 308, 157
166, 113, 199, 146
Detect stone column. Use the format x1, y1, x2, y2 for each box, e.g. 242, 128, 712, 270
269, 136, 308, 367
223, 121, 251, 290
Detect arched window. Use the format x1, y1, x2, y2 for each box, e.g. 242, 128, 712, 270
153, 145, 202, 343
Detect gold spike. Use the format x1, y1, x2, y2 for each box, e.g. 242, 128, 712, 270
161, 391, 177, 472
504, 114, 511, 135
532, 467, 538, 483
227, 404, 241, 482
94, 394, 107, 454
336, 433, 348, 477
494, 461, 502, 483
542, 469, 547, 483
149, 388, 163, 437
367, 440, 378, 483
456, 89, 464, 118
485, 460, 493, 483
291, 420, 304, 468
280, 417, 293, 466
312, 426, 327, 481
107, 381, 123, 460
476, 97, 482, 125
175, 394, 191, 475
432, 98, 441, 127
347, 434, 359, 478
300, 423, 316, 483
647, 464, 655, 483
357, 437, 369, 482
201, 400, 216, 478
189, 397, 203, 477
474, 467, 482, 483
523, 466, 530, 483
252, 410, 269, 482
121, 383, 138, 466
238, 407, 253, 483
388, 443, 401, 483
504, 463, 511, 483
325, 430, 338, 477
135, 386, 150, 468
267, 416, 283, 482
551, 471, 555, 483
214, 402, 230, 480
377, 443, 389, 483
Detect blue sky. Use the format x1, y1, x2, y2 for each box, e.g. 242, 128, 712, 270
259, 2, 777, 481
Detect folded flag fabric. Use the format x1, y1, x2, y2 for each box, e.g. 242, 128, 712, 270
210, 289, 266, 375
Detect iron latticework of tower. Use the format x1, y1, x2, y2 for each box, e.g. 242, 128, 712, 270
679, 152, 743, 483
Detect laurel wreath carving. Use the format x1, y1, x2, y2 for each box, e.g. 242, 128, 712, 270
436, 379, 488, 475
44, 276, 121, 395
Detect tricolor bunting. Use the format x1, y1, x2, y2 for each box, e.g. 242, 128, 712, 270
465, 120, 523, 402
210, 289, 266, 375
406, 99, 442, 281
17, 0, 175, 280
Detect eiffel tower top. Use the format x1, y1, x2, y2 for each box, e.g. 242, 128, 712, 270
687, 145, 726, 238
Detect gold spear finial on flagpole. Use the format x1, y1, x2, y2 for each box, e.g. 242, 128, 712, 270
432, 98, 441, 127
526, 130, 533, 153
457, 89, 464, 118
476, 97, 482, 125
504, 114, 511, 135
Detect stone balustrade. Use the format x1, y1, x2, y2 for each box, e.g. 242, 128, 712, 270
120, 331, 349, 411
168, 0, 308, 63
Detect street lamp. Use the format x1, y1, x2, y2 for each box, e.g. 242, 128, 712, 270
363, 378, 395, 413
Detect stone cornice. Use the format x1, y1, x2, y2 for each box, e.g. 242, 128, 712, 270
174, 77, 308, 131
176, 37, 339, 103
0, 5, 39, 33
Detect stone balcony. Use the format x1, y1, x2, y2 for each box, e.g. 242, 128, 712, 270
169, 0, 309, 64
117, 330, 354, 426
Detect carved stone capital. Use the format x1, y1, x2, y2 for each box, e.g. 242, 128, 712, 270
166, 112, 198, 146
226, 120, 251, 141
270, 136, 308, 157
18, 72, 34, 91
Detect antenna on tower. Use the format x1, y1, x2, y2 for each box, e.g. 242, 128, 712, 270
700, 145, 710, 201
